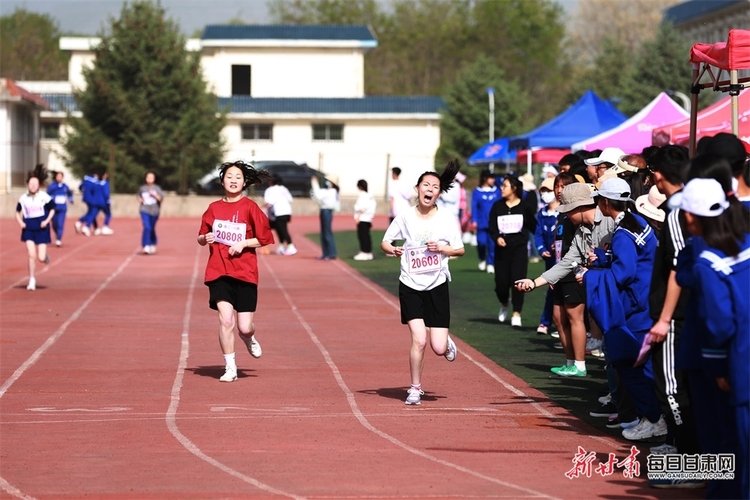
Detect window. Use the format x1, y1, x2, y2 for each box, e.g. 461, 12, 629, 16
312, 124, 343, 142
41, 121, 61, 140
232, 65, 251, 96
241, 123, 273, 141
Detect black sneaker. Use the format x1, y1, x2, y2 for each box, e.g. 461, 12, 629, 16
589, 402, 618, 418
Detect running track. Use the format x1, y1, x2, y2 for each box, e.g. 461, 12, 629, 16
0, 216, 701, 499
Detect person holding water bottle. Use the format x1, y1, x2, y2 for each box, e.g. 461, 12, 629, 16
197, 160, 274, 383
381, 159, 465, 406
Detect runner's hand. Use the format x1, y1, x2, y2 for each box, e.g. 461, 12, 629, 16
204, 232, 215, 244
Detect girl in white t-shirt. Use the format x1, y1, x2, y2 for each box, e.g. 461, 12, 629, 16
264, 175, 296, 255
381, 159, 465, 405
16, 165, 55, 291
353, 179, 377, 260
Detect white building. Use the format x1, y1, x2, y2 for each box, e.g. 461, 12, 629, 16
22, 25, 443, 197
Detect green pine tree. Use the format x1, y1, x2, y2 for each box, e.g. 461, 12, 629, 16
438, 54, 529, 165
62, 1, 225, 193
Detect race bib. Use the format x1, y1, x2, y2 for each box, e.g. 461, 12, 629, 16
496, 214, 524, 234
406, 246, 441, 274
212, 219, 247, 246
54, 195, 68, 205
554, 240, 563, 263
24, 205, 45, 219
142, 192, 157, 205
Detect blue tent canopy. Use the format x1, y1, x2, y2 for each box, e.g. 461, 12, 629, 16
509, 90, 627, 150
467, 137, 512, 165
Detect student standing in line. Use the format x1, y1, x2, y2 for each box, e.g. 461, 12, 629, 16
489, 174, 537, 328
16, 164, 55, 291
533, 176, 559, 335
677, 178, 749, 498
263, 175, 296, 256
381, 159, 465, 406
353, 179, 377, 261
311, 173, 340, 260
137, 171, 164, 255
197, 161, 274, 383
47, 170, 74, 247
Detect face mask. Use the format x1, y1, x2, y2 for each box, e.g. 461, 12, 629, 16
541, 191, 556, 204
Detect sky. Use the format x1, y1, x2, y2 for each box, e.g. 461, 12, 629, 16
1, 0, 579, 36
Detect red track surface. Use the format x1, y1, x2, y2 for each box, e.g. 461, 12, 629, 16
0, 215, 702, 499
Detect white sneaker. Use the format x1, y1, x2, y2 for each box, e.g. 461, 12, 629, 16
275, 247, 286, 255
444, 336, 457, 362
94, 228, 102, 236
550, 330, 560, 339
585, 337, 603, 353
650, 443, 678, 455
219, 366, 237, 382
101, 226, 114, 235
598, 393, 611, 405
74, 221, 82, 234
26, 278, 36, 291
536, 324, 548, 335
81, 226, 91, 237
478, 261, 487, 271
486, 264, 495, 274
240, 334, 262, 358
353, 252, 373, 261
511, 315, 522, 328
284, 244, 297, 256
622, 416, 668, 441
55, 240, 62, 247
498, 304, 509, 322
405, 387, 423, 405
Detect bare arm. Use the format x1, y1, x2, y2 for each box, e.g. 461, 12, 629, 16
649, 270, 681, 343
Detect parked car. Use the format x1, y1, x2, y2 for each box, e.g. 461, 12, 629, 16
194, 160, 325, 197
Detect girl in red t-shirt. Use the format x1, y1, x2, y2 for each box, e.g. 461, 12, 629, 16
197, 161, 275, 382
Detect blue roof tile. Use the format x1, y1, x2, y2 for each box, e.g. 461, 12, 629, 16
664, 0, 744, 25
202, 25, 377, 42
40, 94, 444, 115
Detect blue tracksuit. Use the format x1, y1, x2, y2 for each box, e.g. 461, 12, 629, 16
79, 176, 103, 227
534, 207, 558, 327
471, 186, 500, 264
585, 213, 661, 422
100, 178, 112, 226
693, 234, 750, 498
47, 181, 73, 240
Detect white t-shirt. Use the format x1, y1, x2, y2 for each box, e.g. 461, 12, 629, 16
264, 185, 293, 217
383, 206, 464, 291
353, 191, 377, 223
388, 179, 412, 218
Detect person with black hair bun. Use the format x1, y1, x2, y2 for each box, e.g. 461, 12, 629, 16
16, 164, 55, 291
197, 160, 275, 383
381, 159, 465, 406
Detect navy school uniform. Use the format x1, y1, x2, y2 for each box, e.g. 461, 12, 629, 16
534, 207, 558, 327
17, 192, 55, 244
47, 181, 73, 240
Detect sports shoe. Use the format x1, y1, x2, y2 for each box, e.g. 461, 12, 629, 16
649, 443, 678, 455
585, 337, 603, 354
55, 240, 62, 247
405, 386, 424, 405
622, 416, 668, 441
478, 260, 486, 271
284, 244, 298, 256
598, 393, 611, 405
275, 247, 286, 255
240, 334, 262, 358
353, 252, 373, 261
219, 365, 237, 382
81, 226, 91, 237
589, 402, 618, 418
26, 278, 36, 291
511, 315, 522, 328
536, 324, 548, 335
94, 228, 102, 236
486, 264, 495, 274
444, 336, 457, 362
498, 305, 508, 322
74, 221, 82, 234
648, 478, 705, 489
556, 365, 586, 377
550, 330, 560, 339
606, 416, 640, 429
550, 364, 569, 374
101, 226, 114, 235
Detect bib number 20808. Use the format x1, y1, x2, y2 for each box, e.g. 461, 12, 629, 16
212, 219, 247, 246
407, 246, 441, 274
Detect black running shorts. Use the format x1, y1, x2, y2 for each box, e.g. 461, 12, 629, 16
207, 276, 258, 312
399, 281, 450, 328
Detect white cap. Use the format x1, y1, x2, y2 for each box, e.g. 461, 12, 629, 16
673, 178, 729, 217
584, 147, 626, 166
592, 177, 634, 202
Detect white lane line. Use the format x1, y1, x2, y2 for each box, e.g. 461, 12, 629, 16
0, 248, 137, 500
330, 260, 621, 449
165, 247, 305, 500
263, 259, 557, 500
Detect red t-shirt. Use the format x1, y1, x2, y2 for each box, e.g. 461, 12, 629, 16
199, 197, 274, 284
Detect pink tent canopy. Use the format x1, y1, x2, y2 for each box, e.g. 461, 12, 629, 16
515, 148, 570, 164
652, 89, 750, 146
571, 92, 689, 153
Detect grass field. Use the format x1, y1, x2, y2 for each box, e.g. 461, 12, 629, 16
311, 229, 622, 435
